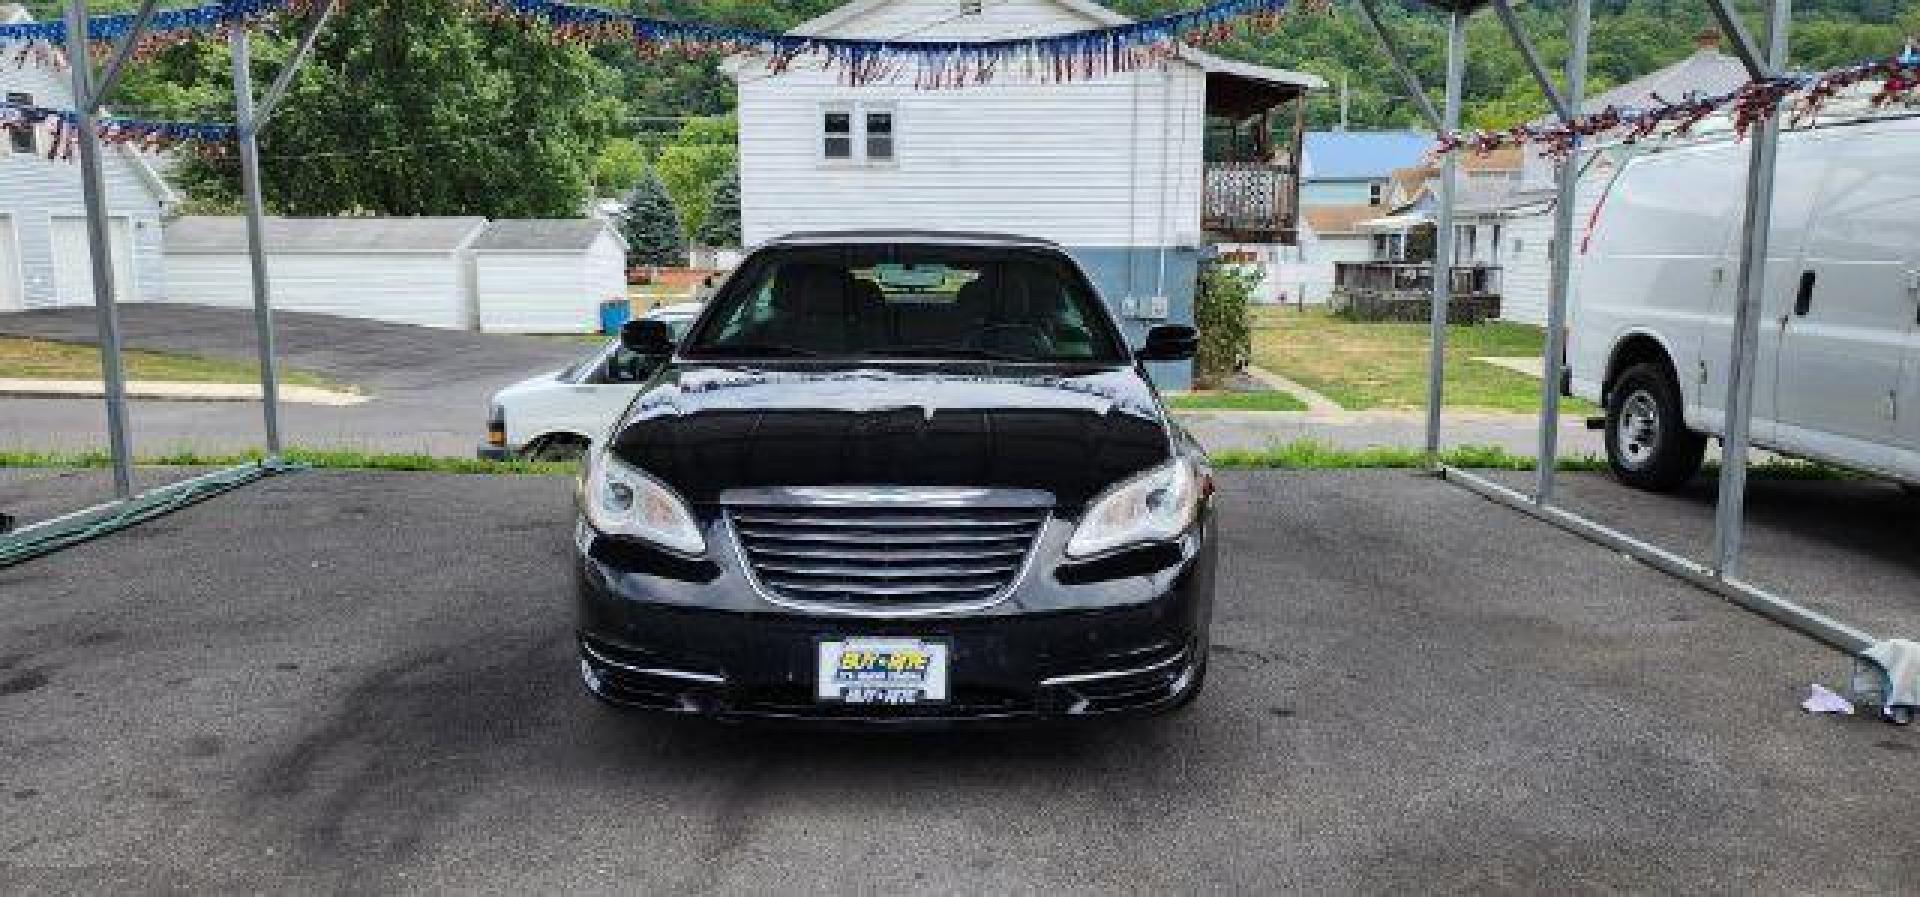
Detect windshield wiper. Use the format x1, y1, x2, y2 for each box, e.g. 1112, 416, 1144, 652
685, 343, 822, 358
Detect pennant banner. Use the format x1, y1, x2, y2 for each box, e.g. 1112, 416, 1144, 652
1440, 49, 1920, 157
1, 99, 236, 159
4, 0, 1314, 86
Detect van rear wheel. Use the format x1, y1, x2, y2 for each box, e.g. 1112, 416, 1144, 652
1605, 362, 1706, 492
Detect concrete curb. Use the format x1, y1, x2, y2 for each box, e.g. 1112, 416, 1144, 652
0, 379, 369, 406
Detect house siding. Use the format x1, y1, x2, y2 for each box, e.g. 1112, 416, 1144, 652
0, 59, 168, 310
1498, 151, 1619, 326
735, 0, 1208, 386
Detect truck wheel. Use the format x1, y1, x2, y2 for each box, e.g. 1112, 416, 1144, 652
1605, 362, 1706, 492
524, 437, 587, 462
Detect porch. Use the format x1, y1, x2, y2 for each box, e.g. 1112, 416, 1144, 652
1199, 56, 1314, 245
1332, 261, 1504, 323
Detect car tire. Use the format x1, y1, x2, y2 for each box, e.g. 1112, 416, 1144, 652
1605, 361, 1707, 492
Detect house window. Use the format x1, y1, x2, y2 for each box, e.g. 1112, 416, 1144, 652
1368, 182, 1384, 206
823, 110, 854, 160
822, 104, 897, 166
865, 110, 894, 161
5, 93, 35, 155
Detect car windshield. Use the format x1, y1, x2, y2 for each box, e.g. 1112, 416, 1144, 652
681, 245, 1125, 363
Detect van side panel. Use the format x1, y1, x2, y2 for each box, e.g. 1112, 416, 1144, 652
1569, 144, 1744, 422
1772, 122, 1920, 476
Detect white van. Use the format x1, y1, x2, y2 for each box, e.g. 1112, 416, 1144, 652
1568, 113, 1920, 491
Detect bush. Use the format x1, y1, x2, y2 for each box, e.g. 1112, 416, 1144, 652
1194, 264, 1257, 386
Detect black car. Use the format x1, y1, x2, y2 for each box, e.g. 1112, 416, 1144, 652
574, 231, 1216, 724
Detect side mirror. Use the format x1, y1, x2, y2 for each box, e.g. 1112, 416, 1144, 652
1137, 324, 1198, 362
620, 318, 675, 356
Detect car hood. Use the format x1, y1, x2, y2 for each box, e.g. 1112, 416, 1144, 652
606, 363, 1173, 509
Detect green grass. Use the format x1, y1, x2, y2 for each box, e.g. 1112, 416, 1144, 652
0, 337, 348, 391
1166, 391, 1307, 412
1248, 308, 1596, 414
0, 448, 578, 476
0, 442, 1851, 480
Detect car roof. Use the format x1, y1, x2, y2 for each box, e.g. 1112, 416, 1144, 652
760, 230, 1066, 250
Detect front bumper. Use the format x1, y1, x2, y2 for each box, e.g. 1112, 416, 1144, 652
573, 511, 1216, 726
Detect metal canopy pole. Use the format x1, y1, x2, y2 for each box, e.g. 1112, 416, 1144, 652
230, 26, 283, 456
229, 0, 330, 458
64, 0, 137, 500
1710, 0, 1790, 578
1424, 11, 1468, 456
1531, 0, 1591, 504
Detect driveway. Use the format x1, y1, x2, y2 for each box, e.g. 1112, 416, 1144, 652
1, 469, 1913, 893
0, 306, 589, 457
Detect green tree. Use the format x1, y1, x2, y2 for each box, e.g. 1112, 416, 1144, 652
623, 171, 686, 266
654, 115, 738, 239
697, 167, 742, 248
122, 0, 620, 217
593, 137, 650, 197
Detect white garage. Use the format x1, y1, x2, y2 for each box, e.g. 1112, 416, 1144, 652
0, 214, 20, 312
164, 216, 489, 330
471, 219, 629, 334
50, 215, 137, 306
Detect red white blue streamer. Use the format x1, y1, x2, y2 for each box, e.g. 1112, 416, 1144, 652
4, 0, 1314, 87
1440, 48, 1920, 157
1, 99, 236, 158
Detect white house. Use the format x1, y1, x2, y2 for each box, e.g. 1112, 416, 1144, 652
472, 219, 629, 333
0, 3, 176, 313
724, 0, 1321, 387
163, 216, 627, 333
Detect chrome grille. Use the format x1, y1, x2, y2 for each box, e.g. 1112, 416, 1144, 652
729, 505, 1047, 609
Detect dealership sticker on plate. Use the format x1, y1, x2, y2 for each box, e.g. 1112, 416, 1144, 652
817, 638, 949, 704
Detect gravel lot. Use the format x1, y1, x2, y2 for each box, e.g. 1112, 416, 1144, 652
2, 469, 1916, 894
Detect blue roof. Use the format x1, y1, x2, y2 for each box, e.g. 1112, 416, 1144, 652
1301, 130, 1433, 182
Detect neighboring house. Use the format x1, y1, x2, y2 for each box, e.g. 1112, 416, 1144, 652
473, 219, 629, 334
724, 0, 1322, 387
164, 216, 627, 334
1298, 130, 1431, 207
0, 4, 176, 313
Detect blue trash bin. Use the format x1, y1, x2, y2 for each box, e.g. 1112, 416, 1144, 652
599, 298, 632, 334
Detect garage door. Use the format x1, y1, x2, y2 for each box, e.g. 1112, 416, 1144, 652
0, 215, 20, 312
50, 215, 135, 307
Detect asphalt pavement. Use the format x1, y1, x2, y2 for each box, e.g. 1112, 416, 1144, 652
2, 469, 1915, 893
0, 306, 589, 457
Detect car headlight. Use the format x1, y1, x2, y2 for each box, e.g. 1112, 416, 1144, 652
580, 450, 706, 555
1065, 458, 1202, 559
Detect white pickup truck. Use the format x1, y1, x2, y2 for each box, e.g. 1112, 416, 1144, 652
1570, 114, 1920, 491
479, 303, 703, 461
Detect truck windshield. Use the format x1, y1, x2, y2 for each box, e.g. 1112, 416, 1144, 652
681, 245, 1126, 363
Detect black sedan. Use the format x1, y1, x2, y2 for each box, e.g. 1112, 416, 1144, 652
573, 231, 1217, 724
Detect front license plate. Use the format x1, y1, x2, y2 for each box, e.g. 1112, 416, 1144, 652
817, 638, 949, 704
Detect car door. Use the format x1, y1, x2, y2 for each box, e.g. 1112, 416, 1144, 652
1770, 124, 1918, 468
1898, 289, 1920, 481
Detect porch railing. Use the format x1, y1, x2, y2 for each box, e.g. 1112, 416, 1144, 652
1203, 162, 1298, 242
1334, 262, 1502, 297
